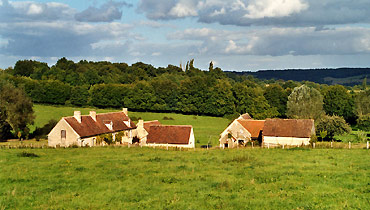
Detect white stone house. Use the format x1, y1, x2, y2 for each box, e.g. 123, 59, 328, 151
219, 118, 265, 148
48, 108, 136, 147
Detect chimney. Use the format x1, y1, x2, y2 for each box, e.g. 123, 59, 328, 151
122, 108, 128, 115
74, 111, 81, 123
90, 111, 96, 121
137, 119, 144, 128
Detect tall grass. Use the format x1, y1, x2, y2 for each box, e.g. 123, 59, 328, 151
0, 147, 368, 209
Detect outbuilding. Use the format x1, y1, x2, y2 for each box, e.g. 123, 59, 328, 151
262, 119, 315, 147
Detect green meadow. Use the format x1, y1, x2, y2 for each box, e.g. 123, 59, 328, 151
32, 104, 231, 146
0, 147, 369, 210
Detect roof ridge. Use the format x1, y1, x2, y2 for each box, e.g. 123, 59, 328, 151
64, 111, 126, 118
150, 125, 192, 127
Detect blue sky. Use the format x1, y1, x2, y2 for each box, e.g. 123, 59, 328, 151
1, 0, 370, 71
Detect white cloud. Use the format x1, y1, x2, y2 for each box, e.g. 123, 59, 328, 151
139, 0, 370, 27
169, 1, 198, 18
244, 0, 308, 19
75, 1, 132, 22
27, 3, 43, 15
168, 26, 370, 57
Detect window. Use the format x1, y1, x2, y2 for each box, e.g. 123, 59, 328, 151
61, 130, 66, 138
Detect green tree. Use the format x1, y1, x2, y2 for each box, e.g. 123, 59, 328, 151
233, 83, 278, 119
355, 89, 370, 116
362, 77, 367, 90
70, 86, 89, 106
323, 85, 355, 122
287, 85, 324, 119
356, 114, 370, 131
264, 84, 288, 117
0, 82, 35, 139
315, 115, 351, 140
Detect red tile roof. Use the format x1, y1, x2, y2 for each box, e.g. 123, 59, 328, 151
237, 120, 265, 138
263, 119, 315, 138
64, 112, 136, 138
146, 125, 192, 145
143, 120, 161, 132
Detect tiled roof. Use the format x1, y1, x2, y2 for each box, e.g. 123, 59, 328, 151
64, 112, 136, 138
147, 125, 192, 145
263, 119, 315, 138
237, 120, 265, 138
143, 120, 161, 132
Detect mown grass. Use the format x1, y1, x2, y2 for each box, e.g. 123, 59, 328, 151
0, 147, 369, 209
32, 104, 230, 146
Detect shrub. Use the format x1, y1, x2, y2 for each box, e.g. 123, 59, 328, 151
162, 116, 174, 120
357, 114, 370, 131
31, 119, 58, 139
355, 130, 368, 143
18, 152, 39, 158
130, 116, 142, 122
316, 115, 352, 140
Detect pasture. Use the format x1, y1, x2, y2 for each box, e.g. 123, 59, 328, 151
0, 147, 369, 209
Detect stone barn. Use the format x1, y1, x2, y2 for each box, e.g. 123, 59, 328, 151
262, 119, 315, 147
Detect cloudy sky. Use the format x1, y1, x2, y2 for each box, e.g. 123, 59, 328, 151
1, 0, 370, 71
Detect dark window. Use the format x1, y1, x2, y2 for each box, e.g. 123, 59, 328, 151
61, 130, 66, 138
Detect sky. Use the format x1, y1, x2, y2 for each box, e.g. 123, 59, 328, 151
1, 0, 370, 71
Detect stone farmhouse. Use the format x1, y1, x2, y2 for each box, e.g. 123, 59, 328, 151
219, 116, 264, 148
48, 109, 195, 148
48, 108, 136, 147
219, 114, 315, 148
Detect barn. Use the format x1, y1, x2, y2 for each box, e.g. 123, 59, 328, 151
263, 119, 315, 147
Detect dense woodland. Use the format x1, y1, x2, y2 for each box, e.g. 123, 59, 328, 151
1, 58, 370, 140
237, 68, 370, 86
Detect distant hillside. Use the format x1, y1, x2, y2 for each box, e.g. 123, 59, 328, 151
230, 68, 370, 86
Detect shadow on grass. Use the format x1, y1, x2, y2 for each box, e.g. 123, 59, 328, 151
17, 151, 40, 158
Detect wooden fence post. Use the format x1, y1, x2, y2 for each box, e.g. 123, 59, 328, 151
313, 142, 315, 149
252, 142, 254, 148
331, 141, 333, 148
367, 141, 369, 150
267, 143, 270, 149
282, 144, 284, 149
349, 142, 351, 149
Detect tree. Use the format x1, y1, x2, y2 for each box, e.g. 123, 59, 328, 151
233, 83, 279, 119
70, 85, 89, 106
264, 84, 288, 117
355, 89, 370, 116
356, 114, 370, 131
362, 76, 367, 90
0, 82, 35, 140
287, 85, 324, 119
323, 85, 355, 122
315, 115, 351, 140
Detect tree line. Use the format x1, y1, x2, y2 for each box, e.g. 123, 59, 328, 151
1, 57, 370, 140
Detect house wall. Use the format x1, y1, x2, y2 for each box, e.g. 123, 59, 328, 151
80, 137, 96, 147
48, 119, 80, 147
219, 120, 251, 148
134, 121, 149, 145
263, 136, 311, 147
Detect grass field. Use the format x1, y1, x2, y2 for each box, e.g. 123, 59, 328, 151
0, 147, 369, 209
32, 104, 231, 147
